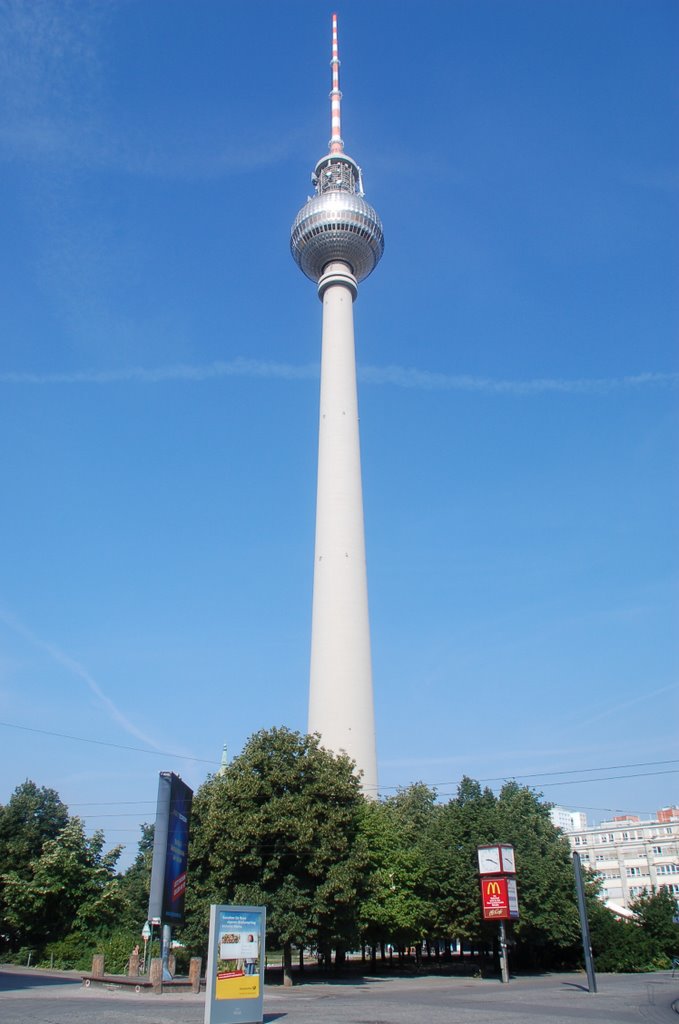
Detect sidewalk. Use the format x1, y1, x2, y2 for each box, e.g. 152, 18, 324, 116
1, 964, 678, 1024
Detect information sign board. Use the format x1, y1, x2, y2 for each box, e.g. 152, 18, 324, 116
481, 876, 520, 920
204, 904, 266, 1024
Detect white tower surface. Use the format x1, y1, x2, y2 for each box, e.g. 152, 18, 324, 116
291, 14, 384, 797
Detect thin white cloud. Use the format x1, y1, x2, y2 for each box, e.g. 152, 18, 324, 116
0, 606, 164, 751
577, 682, 679, 730
359, 366, 679, 394
0, 1, 298, 180
0, 359, 676, 394
0, 360, 318, 385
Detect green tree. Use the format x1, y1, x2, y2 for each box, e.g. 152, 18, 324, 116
0, 780, 70, 954
359, 790, 434, 959
186, 727, 366, 984
0, 780, 69, 877
630, 888, 679, 959
118, 823, 155, 930
588, 902, 656, 972
586, 883, 679, 974
432, 777, 498, 946
495, 782, 580, 965
2, 817, 125, 953
429, 779, 581, 967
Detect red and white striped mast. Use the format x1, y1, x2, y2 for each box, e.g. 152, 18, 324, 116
329, 12, 343, 154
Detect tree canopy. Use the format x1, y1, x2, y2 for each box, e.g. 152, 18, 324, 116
2, 760, 676, 978
0, 780, 69, 878
185, 727, 366, 981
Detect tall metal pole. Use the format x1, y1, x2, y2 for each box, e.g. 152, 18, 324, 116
573, 851, 597, 993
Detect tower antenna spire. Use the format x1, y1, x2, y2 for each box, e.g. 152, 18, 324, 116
329, 13, 343, 154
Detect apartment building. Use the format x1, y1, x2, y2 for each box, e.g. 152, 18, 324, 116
550, 805, 679, 913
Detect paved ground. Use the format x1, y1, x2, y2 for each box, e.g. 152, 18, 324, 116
1, 965, 678, 1024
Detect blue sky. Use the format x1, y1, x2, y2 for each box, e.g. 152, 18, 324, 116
0, 0, 676, 866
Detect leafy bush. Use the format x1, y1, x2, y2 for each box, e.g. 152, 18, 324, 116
95, 929, 143, 974
38, 928, 142, 974
172, 943, 192, 974
589, 899, 676, 974
38, 932, 96, 971
5, 946, 38, 967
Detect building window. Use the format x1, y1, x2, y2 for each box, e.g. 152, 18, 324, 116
627, 867, 641, 877
622, 831, 629, 840
653, 846, 663, 855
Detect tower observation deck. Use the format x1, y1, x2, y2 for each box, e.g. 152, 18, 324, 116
291, 14, 383, 796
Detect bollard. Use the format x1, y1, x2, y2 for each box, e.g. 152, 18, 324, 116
128, 952, 140, 977
149, 957, 163, 993
188, 958, 201, 991
91, 954, 105, 978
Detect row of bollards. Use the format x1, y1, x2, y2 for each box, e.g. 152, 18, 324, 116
87, 953, 202, 994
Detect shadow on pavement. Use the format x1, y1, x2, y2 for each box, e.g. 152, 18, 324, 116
0, 968, 82, 992
560, 981, 591, 992
265, 972, 387, 988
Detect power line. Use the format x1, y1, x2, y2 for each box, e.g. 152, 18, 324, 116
2, 718, 676, 805
429, 768, 679, 799
384, 759, 679, 792
475, 759, 679, 783
69, 801, 157, 807
0, 720, 220, 765
533, 769, 679, 788
77, 813, 156, 819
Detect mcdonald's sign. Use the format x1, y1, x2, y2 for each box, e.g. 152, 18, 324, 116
480, 876, 520, 920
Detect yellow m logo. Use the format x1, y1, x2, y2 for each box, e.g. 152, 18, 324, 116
486, 881, 502, 896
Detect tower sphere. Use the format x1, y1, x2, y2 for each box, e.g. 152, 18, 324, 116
291, 154, 384, 284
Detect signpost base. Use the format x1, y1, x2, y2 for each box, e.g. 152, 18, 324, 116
499, 921, 509, 983
162, 924, 173, 981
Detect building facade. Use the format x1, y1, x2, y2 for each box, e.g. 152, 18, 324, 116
551, 805, 679, 913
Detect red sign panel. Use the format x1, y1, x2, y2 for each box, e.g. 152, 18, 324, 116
481, 876, 519, 920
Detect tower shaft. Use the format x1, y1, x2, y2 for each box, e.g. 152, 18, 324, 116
308, 263, 377, 795
291, 15, 383, 796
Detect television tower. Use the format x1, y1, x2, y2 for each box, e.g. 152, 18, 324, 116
291, 14, 383, 796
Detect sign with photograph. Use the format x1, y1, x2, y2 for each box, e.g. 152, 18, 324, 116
204, 905, 266, 1024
